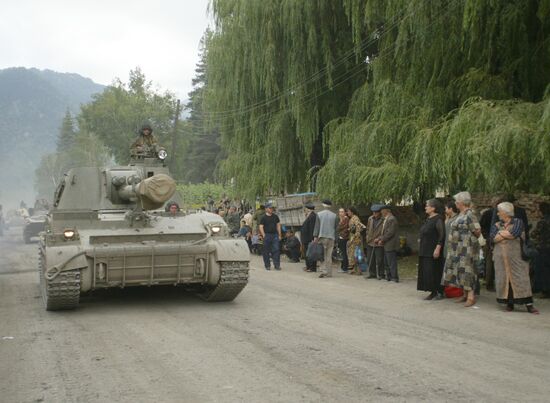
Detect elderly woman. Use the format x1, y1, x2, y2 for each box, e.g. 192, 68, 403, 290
346, 207, 365, 275
443, 192, 481, 307
491, 202, 539, 313
417, 199, 445, 300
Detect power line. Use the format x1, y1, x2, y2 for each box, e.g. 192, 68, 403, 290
195, 4, 418, 119
182, 0, 461, 139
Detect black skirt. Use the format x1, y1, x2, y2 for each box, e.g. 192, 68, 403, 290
417, 256, 444, 292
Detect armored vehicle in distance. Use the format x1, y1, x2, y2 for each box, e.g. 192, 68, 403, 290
39, 151, 250, 310
23, 200, 50, 243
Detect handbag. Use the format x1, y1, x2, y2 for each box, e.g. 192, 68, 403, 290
306, 242, 324, 262
332, 245, 343, 261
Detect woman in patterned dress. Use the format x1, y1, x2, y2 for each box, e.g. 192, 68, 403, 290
491, 202, 539, 314
443, 192, 481, 307
346, 207, 365, 275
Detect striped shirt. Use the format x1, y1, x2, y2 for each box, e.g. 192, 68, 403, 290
490, 217, 524, 240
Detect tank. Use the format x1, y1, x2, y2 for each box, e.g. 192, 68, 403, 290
23, 213, 47, 243
23, 201, 49, 243
4, 208, 28, 230
39, 151, 250, 310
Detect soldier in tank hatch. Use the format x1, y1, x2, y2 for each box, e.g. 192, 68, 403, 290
130, 121, 159, 157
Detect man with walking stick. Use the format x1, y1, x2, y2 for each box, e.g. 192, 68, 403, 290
365, 204, 385, 279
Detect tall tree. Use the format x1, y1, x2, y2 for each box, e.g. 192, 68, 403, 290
182, 31, 223, 183
56, 109, 76, 152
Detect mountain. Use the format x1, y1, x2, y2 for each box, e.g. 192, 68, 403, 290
0, 67, 104, 205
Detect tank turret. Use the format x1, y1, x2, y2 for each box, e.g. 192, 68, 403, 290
53, 151, 175, 212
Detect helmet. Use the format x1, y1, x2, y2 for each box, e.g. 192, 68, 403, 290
140, 121, 153, 134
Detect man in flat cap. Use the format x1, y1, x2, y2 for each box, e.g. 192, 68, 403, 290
314, 199, 338, 278
301, 202, 318, 272
365, 204, 385, 279
376, 205, 400, 282
259, 202, 282, 270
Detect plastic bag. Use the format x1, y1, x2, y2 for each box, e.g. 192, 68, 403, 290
354, 246, 365, 264
354, 246, 368, 272
306, 242, 324, 262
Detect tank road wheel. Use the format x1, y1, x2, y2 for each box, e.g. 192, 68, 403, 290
39, 247, 81, 311
198, 261, 249, 302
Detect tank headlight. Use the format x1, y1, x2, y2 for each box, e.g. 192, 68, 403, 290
63, 229, 76, 240
158, 149, 168, 160
211, 226, 221, 234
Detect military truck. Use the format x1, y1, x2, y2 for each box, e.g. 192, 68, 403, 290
39, 150, 250, 310
274, 192, 321, 234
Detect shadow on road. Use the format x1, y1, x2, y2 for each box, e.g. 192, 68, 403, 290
75, 285, 245, 312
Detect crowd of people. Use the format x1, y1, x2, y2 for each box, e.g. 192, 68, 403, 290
213, 191, 549, 315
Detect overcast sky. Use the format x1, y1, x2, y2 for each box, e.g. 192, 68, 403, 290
0, 0, 211, 99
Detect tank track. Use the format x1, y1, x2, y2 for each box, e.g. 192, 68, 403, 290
39, 247, 81, 311
200, 261, 249, 302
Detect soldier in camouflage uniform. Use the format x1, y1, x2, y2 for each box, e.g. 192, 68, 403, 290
130, 122, 159, 157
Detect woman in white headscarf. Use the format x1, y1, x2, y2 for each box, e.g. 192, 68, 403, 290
491, 202, 539, 314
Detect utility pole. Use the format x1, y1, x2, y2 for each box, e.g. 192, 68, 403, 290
170, 99, 181, 173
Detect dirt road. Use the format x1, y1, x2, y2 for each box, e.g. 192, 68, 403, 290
1, 227, 549, 402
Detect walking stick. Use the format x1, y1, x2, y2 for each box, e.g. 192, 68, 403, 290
367, 246, 376, 278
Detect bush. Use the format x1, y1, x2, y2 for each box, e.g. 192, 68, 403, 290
176, 183, 233, 209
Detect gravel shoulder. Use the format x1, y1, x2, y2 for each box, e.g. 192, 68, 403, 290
1, 229, 549, 402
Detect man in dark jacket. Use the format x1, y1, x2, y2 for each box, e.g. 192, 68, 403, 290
301, 203, 317, 272
377, 205, 399, 282
365, 204, 385, 279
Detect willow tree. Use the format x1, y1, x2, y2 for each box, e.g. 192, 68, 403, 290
205, 0, 369, 197
317, 0, 550, 201
206, 0, 550, 201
